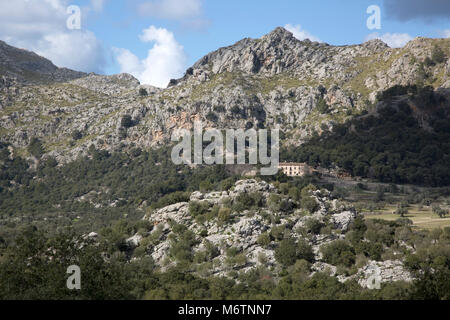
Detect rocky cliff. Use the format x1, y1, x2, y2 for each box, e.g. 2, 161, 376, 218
0, 27, 449, 163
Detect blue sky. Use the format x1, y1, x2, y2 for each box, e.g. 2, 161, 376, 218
0, 0, 449, 87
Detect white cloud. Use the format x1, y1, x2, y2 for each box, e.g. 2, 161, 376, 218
365, 32, 413, 48
138, 0, 202, 20
284, 24, 320, 42
115, 26, 187, 88
91, 0, 107, 12
442, 30, 450, 38
0, 0, 106, 73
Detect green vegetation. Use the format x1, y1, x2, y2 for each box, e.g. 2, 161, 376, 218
0, 144, 233, 242
120, 115, 134, 128
139, 88, 148, 96
1, 220, 448, 300
282, 86, 450, 186
321, 240, 355, 267
431, 45, 446, 64
27, 138, 45, 158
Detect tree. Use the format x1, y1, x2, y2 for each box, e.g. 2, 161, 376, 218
28, 138, 44, 158
396, 203, 409, 218
72, 130, 83, 141
432, 204, 449, 218
297, 240, 315, 263
375, 186, 385, 202
275, 238, 298, 267
316, 97, 330, 114
321, 240, 356, 267
0, 227, 133, 299
139, 88, 148, 96
431, 45, 446, 64
121, 115, 134, 128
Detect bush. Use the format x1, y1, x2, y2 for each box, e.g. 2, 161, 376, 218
151, 191, 190, 210
297, 240, 315, 263
270, 225, 286, 241
206, 111, 218, 122
431, 45, 446, 64
316, 97, 330, 114
305, 218, 324, 235
139, 88, 148, 96
275, 238, 298, 267
302, 196, 319, 213
234, 193, 263, 212
28, 138, 44, 158
189, 201, 210, 217
217, 207, 232, 223
257, 233, 271, 247
321, 240, 356, 267
71, 130, 83, 141
121, 115, 134, 128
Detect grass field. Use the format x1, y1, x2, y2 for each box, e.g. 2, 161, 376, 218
364, 204, 450, 230
328, 180, 450, 230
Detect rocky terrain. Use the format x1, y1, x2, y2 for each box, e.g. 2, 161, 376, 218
0, 40, 86, 85
0, 27, 449, 163
123, 179, 413, 287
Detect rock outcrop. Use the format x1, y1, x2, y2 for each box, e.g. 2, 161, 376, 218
129, 179, 414, 286
0, 28, 448, 163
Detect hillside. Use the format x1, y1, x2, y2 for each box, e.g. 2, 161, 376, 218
0, 28, 450, 300
0, 27, 448, 165
0, 40, 86, 84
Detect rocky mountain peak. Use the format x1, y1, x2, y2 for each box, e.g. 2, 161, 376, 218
361, 38, 390, 51
261, 26, 297, 43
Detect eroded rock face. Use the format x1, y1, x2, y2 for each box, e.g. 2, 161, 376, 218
0, 29, 448, 163
356, 260, 414, 288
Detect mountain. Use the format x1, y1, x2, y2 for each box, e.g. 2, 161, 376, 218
0, 28, 449, 300
0, 40, 86, 84
0, 27, 449, 166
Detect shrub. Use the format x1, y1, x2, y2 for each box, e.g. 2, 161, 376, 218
297, 240, 315, 263
139, 88, 148, 96
316, 97, 330, 114
189, 201, 210, 217
218, 207, 232, 223
257, 233, 271, 247
354, 241, 383, 261
234, 193, 263, 212
206, 111, 218, 122
305, 218, 324, 235
151, 191, 191, 210
275, 238, 298, 267
321, 240, 356, 267
71, 130, 83, 141
431, 45, 446, 64
270, 225, 286, 241
121, 115, 134, 128
301, 196, 318, 213
28, 138, 44, 158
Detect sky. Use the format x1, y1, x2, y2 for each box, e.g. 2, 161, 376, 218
0, 0, 449, 88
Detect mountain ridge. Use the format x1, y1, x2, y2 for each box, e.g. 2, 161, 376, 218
0, 27, 449, 166
0, 40, 87, 84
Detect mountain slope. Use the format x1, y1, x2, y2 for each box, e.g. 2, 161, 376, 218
0, 27, 449, 166
0, 40, 86, 84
